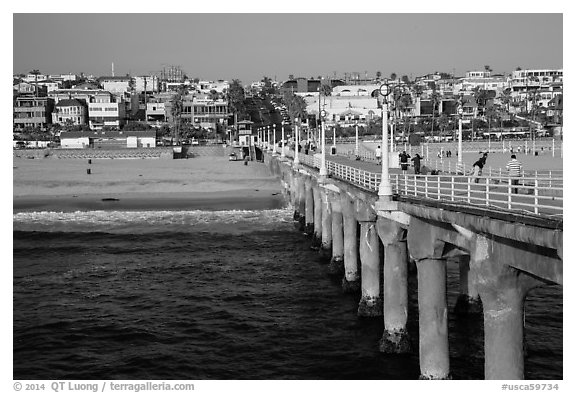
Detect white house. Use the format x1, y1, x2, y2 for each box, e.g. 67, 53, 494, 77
304, 95, 379, 127
98, 76, 132, 94
88, 102, 126, 129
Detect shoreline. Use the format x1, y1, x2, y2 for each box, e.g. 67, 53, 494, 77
12, 156, 286, 213
13, 190, 288, 213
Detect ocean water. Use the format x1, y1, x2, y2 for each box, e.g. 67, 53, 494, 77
13, 208, 562, 380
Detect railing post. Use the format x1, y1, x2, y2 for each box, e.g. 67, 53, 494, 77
534, 179, 539, 214
467, 177, 471, 204
485, 178, 490, 206
437, 175, 441, 200
451, 176, 455, 201
425, 175, 429, 198
507, 177, 513, 210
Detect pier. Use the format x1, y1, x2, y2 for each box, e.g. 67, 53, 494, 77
266, 148, 562, 380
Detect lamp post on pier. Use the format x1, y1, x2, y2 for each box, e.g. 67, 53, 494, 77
294, 118, 300, 167
458, 101, 464, 173
355, 120, 359, 159
377, 82, 410, 200
319, 109, 327, 178
281, 121, 286, 158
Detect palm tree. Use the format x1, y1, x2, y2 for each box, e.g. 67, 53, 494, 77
500, 88, 512, 113
170, 85, 188, 144
227, 79, 246, 128
429, 87, 441, 141
283, 91, 307, 124
30, 69, 41, 97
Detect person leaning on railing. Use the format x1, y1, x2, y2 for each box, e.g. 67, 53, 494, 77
506, 154, 523, 194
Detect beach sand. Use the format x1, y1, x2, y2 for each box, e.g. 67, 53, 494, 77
13, 156, 285, 212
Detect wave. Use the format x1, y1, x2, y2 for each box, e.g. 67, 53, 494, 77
13, 208, 295, 234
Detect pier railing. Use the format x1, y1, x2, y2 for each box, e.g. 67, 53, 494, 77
284, 151, 563, 218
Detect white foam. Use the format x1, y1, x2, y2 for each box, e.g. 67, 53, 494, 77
13, 208, 295, 234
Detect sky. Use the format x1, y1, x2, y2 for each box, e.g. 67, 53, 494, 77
12, 11, 563, 84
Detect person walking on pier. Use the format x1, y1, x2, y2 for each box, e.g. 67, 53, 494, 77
471, 152, 488, 183
506, 154, 523, 194
411, 153, 423, 175
375, 145, 382, 165
399, 151, 411, 173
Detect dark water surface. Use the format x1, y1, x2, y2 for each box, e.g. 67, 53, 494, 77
13, 209, 562, 380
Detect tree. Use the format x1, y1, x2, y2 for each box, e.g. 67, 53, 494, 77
429, 87, 441, 140
170, 85, 188, 144
438, 113, 450, 135
209, 89, 220, 101
283, 92, 308, 133
500, 88, 512, 113
319, 84, 333, 96
401, 75, 410, 84
376, 71, 382, 80
123, 121, 151, 131
227, 79, 246, 128
390, 72, 397, 81
484, 104, 498, 135
30, 69, 41, 97
261, 76, 278, 96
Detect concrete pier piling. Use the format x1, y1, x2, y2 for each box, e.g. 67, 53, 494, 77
416, 258, 450, 379
311, 184, 323, 250
454, 255, 483, 315
319, 188, 333, 260
470, 235, 543, 380
328, 192, 344, 276
340, 193, 359, 293
377, 218, 411, 353
357, 220, 382, 317
304, 177, 314, 236
296, 175, 306, 230
408, 217, 450, 379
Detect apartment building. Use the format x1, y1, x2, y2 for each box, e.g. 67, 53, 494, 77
134, 75, 160, 93
49, 88, 115, 105
304, 94, 379, 127
88, 102, 127, 129
13, 96, 54, 130
51, 99, 88, 126
97, 76, 132, 94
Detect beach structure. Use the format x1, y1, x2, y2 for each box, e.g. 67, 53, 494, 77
267, 150, 562, 380
60, 130, 156, 149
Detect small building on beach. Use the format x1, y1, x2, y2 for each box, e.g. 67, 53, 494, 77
60, 130, 157, 149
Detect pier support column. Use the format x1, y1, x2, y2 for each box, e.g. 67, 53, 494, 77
319, 188, 332, 260
408, 217, 450, 380
454, 255, 483, 315
311, 184, 323, 250
304, 177, 314, 236
292, 174, 305, 230
358, 220, 382, 317
340, 193, 359, 293
470, 234, 543, 380
297, 175, 306, 230
376, 217, 411, 353
328, 192, 344, 276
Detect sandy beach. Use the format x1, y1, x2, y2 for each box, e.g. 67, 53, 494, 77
13, 156, 285, 212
